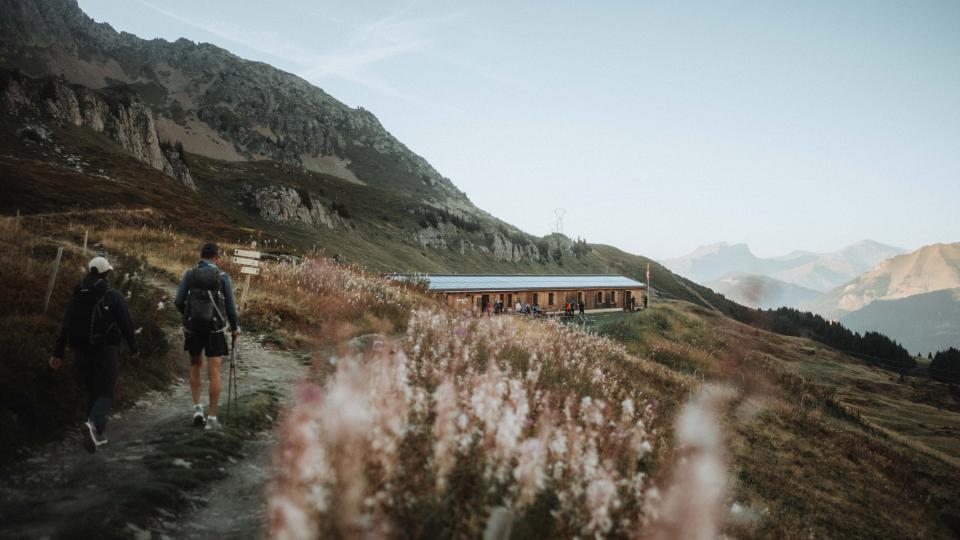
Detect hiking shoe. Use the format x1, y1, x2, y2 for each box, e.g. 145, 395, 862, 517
95, 433, 108, 447
80, 421, 97, 454
204, 416, 221, 431
192, 404, 206, 428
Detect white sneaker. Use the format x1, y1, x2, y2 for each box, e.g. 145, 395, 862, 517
192, 404, 206, 428
81, 421, 97, 454
204, 416, 221, 431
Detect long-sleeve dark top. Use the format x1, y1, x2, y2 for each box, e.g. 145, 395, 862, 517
173, 259, 239, 332
54, 276, 138, 358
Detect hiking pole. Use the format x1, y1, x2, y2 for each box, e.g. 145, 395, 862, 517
227, 332, 239, 423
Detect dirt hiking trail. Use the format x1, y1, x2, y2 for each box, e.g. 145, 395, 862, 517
0, 277, 312, 539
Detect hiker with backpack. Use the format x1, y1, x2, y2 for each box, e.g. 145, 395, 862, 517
49, 256, 139, 454
174, 243, 239, 431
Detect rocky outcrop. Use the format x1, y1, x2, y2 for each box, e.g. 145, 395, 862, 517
487, 231, 545, 263
411, 223, 549, 263
0, 71, 195, 189
159, 145, 195, 190
414, 222, 461, 250
243, 184, 341, 229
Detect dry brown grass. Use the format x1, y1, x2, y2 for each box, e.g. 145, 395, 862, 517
594, 302, 960, 539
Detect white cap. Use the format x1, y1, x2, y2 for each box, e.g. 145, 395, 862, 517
89, 256, 114, 274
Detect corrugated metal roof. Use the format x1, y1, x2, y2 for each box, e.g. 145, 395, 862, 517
394, 274, 646, 292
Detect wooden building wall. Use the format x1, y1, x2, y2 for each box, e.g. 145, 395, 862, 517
437, 287, 645, 313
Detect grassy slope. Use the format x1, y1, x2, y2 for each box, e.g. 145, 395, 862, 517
592, 303, 960, 538
1, 118, 742, 319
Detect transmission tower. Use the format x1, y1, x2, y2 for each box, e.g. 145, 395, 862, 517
553, 208, 566, 235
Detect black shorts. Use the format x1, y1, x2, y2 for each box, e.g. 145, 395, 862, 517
184, 331, 230, 361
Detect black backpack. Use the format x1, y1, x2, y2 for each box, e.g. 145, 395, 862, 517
183, 265, 228, 333
67, 279, 116, 349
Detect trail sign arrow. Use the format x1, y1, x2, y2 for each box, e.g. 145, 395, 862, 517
233, 256, 260, 267
235, 249, 261, 259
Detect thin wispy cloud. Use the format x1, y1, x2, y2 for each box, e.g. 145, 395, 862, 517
132, 0, 482, 107
300, 3, 521, 89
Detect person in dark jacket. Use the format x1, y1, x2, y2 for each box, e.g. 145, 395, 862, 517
49, 256, 138, 454
174, 243, 239, 431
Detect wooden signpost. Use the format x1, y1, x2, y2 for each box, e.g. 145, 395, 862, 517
234, 245, 261, 314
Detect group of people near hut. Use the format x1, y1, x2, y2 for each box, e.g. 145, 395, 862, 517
477, 293, 642, 317
478, 297, 589, 317
563, 301, 586, 316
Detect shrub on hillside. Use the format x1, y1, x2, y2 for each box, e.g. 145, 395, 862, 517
269, 310, 687, 538
750, 307, 915, 372
929, 348, 960, 385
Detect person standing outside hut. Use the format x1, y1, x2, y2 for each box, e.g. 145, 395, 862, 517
174, 243, 239, 431
49, 256, 139, 454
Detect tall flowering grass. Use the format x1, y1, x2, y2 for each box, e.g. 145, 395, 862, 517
270, 309, 692, 538
250, 256, 426, 341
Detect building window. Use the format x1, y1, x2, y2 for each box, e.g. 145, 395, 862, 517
548, 292, 554, 305
596, 291, 602, 304
533, 293, 539, 305
611, 291, 616, 303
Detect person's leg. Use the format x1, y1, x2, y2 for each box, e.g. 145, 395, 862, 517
189, 356, 203, 405
88, 346, 119, 437
186, 332, 205, 408
207, 356, 222, 417
77, 350, 96, 420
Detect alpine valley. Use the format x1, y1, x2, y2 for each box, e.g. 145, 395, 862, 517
666, 241, 960, 353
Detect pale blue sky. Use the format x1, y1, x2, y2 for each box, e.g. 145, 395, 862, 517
79, 0, 960, 259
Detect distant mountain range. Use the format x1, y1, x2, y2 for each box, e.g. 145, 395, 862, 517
663, 239, 906, 292
805, 243, 960, 319
706, 273, 821, 310
667, 240, 960, 354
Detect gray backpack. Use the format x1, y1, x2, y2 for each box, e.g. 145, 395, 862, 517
183, 266, 227, 333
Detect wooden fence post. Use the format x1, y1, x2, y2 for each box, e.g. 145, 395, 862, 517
43, 246, 64, 315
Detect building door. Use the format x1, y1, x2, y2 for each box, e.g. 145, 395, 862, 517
481, 294, 490, 312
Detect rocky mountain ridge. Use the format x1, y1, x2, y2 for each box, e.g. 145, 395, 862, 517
0, 0, 467, 207
805, 242, 960, 319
